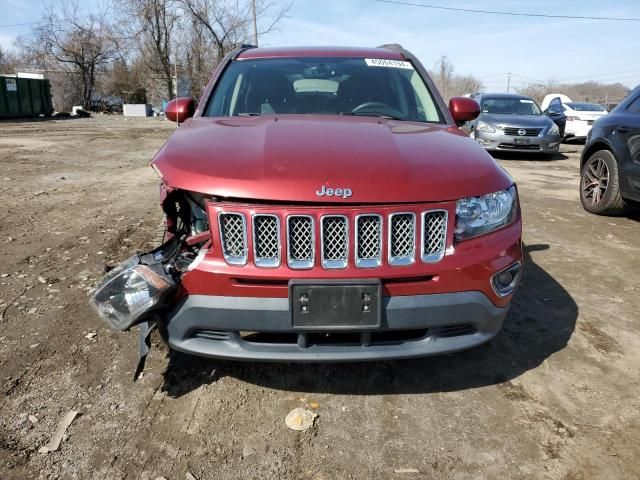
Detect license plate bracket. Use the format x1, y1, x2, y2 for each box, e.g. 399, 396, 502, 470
289, 279, 382, 330
514, 137, 530, 145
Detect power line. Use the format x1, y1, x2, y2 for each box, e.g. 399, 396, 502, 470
0, 22, 40, 29
374, 0, 640, 22
478, 70, 640, 86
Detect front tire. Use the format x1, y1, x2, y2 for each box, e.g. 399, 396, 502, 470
580, 150, 625, 215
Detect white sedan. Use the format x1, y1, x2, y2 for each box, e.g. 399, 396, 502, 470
562, 102, 608, 139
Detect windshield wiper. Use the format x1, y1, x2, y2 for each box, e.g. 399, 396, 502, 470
237, 112, 262, 116
340, 112, 404, 121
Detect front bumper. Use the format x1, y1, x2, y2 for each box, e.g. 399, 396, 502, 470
474, 130, 561, 153
160, 290, 509, 361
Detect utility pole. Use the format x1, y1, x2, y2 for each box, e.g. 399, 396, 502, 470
251, 0, 258, 46
506, 72, 512, 93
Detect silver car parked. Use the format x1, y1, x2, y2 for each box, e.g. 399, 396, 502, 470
464, 93, 561, 155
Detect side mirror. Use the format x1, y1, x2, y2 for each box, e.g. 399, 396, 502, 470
165, 97, 195, 123
449, 97, 480, 125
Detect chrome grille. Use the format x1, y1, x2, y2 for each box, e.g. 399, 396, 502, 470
503, 127, 543, 137
287, 216, 314, 269
356, 215, 382, 268
253, 214, 280, 267
321, 215, 348, 269
219, 213, 247, 265
422, 210, 447, 262
219, 208, 447, 268
389, 213, 416, 266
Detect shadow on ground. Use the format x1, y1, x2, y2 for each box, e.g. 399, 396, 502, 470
0, 115, 88, 123
161, 244, 577, 397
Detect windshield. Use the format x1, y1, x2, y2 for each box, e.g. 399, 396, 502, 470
480, 97, 541, 115
565, 102, 606, 112
205, 57, 443, 123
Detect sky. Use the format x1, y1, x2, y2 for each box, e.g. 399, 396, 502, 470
1, 0, 639, 90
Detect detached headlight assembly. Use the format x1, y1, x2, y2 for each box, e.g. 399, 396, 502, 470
89, 256, 176, 330
455, 186, 518, 241
475, 120, 498, 133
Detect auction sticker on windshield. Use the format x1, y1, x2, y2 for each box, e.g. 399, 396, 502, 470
364, 58, 414, 69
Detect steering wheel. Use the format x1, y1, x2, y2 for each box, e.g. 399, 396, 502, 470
351, 101, 404, 118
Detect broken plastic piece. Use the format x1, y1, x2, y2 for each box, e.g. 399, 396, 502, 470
42, 410, 79, 453
285, 408, 317, 431
134, 321, 156, 381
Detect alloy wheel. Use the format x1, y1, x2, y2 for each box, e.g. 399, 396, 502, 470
582, 157, 609, 206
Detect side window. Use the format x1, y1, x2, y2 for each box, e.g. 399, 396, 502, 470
628, 96, 640, 114
407, 71, 438, 121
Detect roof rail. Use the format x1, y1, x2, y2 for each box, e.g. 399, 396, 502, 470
231, 44, 257, 60
376, 43, 404, 51
376, 43, 416, 63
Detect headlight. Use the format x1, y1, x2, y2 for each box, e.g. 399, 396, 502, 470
89, 256, 175, 330
455, 186, 517, 241
547, 123, 559, 135
476, 120, 497, 133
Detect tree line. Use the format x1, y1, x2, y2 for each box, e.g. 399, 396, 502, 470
1, 3, 630, 112
0, 0, 290, 111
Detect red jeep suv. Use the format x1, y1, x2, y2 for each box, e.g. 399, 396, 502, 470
91, 44, 523, 363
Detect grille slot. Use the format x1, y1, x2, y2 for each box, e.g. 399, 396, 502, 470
439, 324, 476, 338
498, 143, 541, 150
388, 213, 416, 266
253, 214, 280, 267
503, 127, 543, 136
355, 214, 382, 268
287, 215, 314, 269
219, 213, 247, 265
321, 215, 348, 269
422, 210, 447, 263
193, 330, 231, 341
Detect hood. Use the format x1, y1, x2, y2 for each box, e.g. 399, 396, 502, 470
541, 93, 572, 111
480, 113, 553, 129
153, 116, 512, 204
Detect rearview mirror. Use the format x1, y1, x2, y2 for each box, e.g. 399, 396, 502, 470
165, 97, 196, 123
449, 97, 480, 125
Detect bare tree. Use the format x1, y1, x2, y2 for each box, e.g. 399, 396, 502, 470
518, 81, 630, 106
0, 46, 17, 73
178, 0, 291, 63
29, 2, 122, 109
182, 15, 212, 99
118, 0, 177, 101
106, 58, 148, 104
430, 56, 483, 100
433, 56, 454, 100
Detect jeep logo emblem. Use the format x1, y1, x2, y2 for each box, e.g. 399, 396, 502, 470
316, 185, 353, 199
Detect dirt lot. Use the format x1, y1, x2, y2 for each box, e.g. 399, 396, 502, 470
1, 115, 639, 480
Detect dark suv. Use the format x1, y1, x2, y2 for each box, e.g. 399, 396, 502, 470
580, 85, 640, 215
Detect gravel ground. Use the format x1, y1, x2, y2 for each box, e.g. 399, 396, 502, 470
0, 115, 639, 480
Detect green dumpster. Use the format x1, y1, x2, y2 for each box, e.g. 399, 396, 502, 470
0, 75, 54, 118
